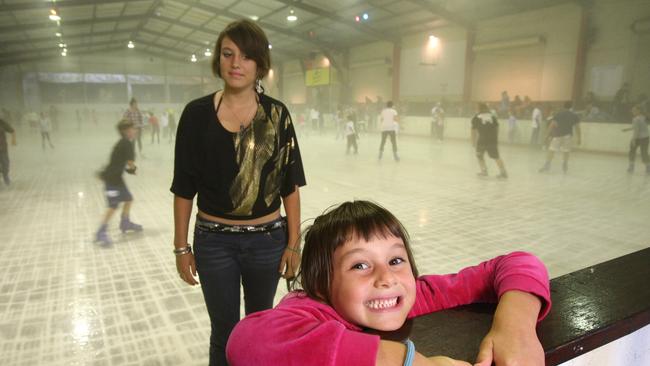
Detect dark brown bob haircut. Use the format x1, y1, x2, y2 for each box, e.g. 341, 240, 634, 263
293, 200, 419, 304
211, 19, 271, 80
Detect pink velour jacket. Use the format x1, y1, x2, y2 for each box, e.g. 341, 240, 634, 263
226, 251, 551, 366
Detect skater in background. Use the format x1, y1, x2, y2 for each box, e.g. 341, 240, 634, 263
378, 101, 400, 161
167, 109, 177, 143
345, 112, 359, 155
471, 103, 508, 179
123, 98, 144, 155
539, 101, 581, 174
0, 117, 16, 186
431, 102, 445, 141
507, 109, 518, 144
95, 119, 143, 245
149, 111, 160, 144
39, 112, 55, 150
622, 105, 649, 175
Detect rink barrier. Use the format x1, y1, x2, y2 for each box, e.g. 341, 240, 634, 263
373, 247, 650, 365
398, 116, 634, 154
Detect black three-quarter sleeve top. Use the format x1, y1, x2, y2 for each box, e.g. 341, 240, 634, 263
170, 92, 307, 220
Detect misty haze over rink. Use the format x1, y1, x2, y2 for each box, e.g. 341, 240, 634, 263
1, 0, 649, 364
0, 111, 648, 364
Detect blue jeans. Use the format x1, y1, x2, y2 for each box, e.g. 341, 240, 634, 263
194, 222, 287, 366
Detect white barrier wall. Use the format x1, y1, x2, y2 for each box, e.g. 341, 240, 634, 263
558, 324, 650, 366
399, 116, 633, 154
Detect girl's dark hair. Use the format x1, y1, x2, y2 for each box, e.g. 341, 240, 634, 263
292, 200, 418, 303
211, 19, 271, 80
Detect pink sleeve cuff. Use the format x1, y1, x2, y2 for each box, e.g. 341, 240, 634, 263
497, 273, 552, 321
334, 330, 380, 366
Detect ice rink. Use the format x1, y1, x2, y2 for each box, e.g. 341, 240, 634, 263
1, 122, 648, 365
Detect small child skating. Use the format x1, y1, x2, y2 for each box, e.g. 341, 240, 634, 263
39, 112, 55, 150
507, 110, 518, 144
149, 111, 160, 144
0, 118, 16, 186
226, 200, 551, 365
345, 113, 359, 155
95, 119, 143, 245
622, 105, 649, 175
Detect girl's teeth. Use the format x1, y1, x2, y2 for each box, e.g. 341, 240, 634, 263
366, 297, 398, 309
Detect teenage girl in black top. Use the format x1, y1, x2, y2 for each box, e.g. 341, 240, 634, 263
170, 19, 306, 365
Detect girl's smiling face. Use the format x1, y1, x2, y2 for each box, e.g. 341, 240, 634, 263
329, 234, 416, 331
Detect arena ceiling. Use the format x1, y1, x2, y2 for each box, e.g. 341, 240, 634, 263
0, 0, 579, 67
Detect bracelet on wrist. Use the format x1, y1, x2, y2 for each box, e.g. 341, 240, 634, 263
285, 246, 301, 254
403, 339, 415, 366
173, 245, 192, 256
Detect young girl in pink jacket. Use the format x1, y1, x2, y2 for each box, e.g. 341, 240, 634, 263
226, 200, 551, 365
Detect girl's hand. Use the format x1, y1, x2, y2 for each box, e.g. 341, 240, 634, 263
474, 328, 543, 366
474, 291, 544, 366
279, 247, 300, 279
176, 253, 199, 286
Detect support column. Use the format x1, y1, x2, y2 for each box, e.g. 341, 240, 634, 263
339, 50, 350, 105
164, 58, 170, 104
571, 6, 588, 104
463, 29, 476, 103
126, 74, 132, 102
391, 42, 401, 102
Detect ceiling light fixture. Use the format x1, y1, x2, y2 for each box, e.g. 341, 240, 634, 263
428, 35, 440, 48
55, 32, 62, 37
49, 8, 61, 21
190, 54, 197, 63
362, 13, 369, 20
127, 41, 135, 49
58, 42, 65, 48
250, 15, 259, 21
354, 15, 360, 22
204, 48, 212, 57
287, 9, 297, 22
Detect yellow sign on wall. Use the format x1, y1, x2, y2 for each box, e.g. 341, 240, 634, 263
305, 67, 330, 86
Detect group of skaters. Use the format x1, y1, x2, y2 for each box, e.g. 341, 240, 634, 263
471, 99, 648, 177
471, 100, 582, 178
311, 97, 649, 179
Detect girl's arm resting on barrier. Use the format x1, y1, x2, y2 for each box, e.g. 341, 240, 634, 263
474, 290, 544, 366
409, 252, 551, 319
